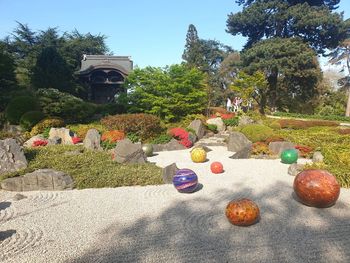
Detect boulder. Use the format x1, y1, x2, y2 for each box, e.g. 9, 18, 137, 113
13, 193, 27, 201
229, 143, 252, 159
0, 138, 27, 175
49, 128, 75, 145
188, 133, 197, 145
288, 163, 305, 176
83, 129, 102, 151
113, 139, 147, 164
238, 116, 255, 126
188, 120, 205, 139
312, 151, 324, 163
23, 135, 46, 148
153, 139, 187, 152
1, 169, 74, 191
268, 141, 295, 155
227, 132, 252, 152
47, 136, 62, 145
162, 163, 179, 184
206, 118, 226, 132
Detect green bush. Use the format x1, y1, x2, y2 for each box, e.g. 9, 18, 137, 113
30, 117, 65, 137
273, 112, 350, 123
19, 111, 45, 131
0, 145, 163, 189
67, 123, 107, 139
127, 132, 140, 143
5, 96, 39, 124
206, 124, 218, 133
95, 103, 126, 116
240, 124, 274, 142
223, 117, 239, 127
151, 134, 172, 144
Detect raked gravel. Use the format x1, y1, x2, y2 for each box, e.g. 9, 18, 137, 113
0, 146, 350, 263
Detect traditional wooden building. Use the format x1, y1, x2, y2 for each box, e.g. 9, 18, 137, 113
78, 55, 133, 103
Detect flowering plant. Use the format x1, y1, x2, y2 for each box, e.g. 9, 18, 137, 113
101, 130, 125, 143
168, 127, 192, 148
72, 137, 82, 144
295, 145, 313, 158
33, 139, 48, 147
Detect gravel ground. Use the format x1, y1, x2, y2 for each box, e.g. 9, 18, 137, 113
0, 146, 350, 263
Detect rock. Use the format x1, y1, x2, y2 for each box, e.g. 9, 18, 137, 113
268, 141, 295, 155
238, 116, 255, 126
153, 139, 187, 152
47, 136, 61, 145
312, 151, 324, 163
227, 132, 252, 152
83, 129, 102, 151
113, 139, 147, 164
206, 118, 226, 132
288, 163, 305, 176
23, 135, 45, 148
191, 145, 212, 152
188, 120, 205, 139
1, 169, 74, 191
0, 138, 27, 175
13, 193, 27, 201
188, 133, 197, 145
162, 163, 179, 184
49, 128, 75, 145
229, 143, 252, 159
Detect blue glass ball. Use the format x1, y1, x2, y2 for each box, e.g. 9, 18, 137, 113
173, 168, 198, 193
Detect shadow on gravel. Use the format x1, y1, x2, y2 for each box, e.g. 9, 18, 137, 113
0, 230, 16, 241
68, 181, 350, 263
0, 202, 11, 211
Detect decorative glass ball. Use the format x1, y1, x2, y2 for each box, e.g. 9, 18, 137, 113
294, 169, 340, 208
142, 144, 153, 157
226, 198, 260, 226
191, 148, 207, 163
172, 168, 198, 193
210, 162, 223, 174
281, 149, 298, 164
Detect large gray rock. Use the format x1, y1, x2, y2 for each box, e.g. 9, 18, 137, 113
47, 136, 61, 145
49, 128, 75, 145
229, 143, 252, 159
153, 139, 187, 152
268, 141, 295, 155
83, 129, 102, 151
188, 133, 197, 145
0, 138, 27, 175
312, 151, 324, 163
162, 163, 179, 184
238, 116, 255, 126
188, 120, 205, 139
23, 135, 46, 148
1, 169, 74, 191
227, 132, 252, 152
113, 139, 147, 164
206, 118, 226, 132
288, 163, 305, 176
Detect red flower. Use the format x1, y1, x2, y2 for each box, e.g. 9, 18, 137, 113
179, 138, 193, 148
169, 128, 189, 140
33, 139, 48, 147
72, 137, 82, 144
220, 113, 235, 120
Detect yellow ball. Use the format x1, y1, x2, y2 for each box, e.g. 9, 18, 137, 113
191, 148, 207, 163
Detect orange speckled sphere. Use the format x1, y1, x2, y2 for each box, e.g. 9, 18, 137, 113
293, 169, 340, 208
210, 162, 223, 174
225, 199, 260, 226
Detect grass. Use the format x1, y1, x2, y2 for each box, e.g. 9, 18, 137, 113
0, 145, 163, 189
275, 127, 350, 188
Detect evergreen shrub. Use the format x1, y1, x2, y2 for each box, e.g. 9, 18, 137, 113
5, 96, 39, 124
240, 124, 274, 142
19, 111, 45, 131
30, 117, 65, 137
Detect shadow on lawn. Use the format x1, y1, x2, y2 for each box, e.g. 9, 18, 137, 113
68, 181, 350, 263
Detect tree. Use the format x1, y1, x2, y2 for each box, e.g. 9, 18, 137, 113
182, 24, 202, 68
227, 0, 347, 53
125, 64, 207, 122
241, 37, 322, 111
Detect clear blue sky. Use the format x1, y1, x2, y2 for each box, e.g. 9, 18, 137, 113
0, 0, 349, 68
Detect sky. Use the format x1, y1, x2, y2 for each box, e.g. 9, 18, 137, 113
0, 0, 349, 68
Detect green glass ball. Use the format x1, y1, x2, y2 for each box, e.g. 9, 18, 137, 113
142, 144, 153, 157
281, 149, 298, 164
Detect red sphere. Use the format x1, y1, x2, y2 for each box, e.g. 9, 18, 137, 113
293, 169, 340, 208
210, 162, 223, 174
225, 199, 260, 226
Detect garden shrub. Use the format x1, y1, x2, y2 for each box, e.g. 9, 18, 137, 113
94, 103, 126, 116
208, 107, 229, 115
19, 111, 45, 131
295, 145, 313, 158
278, 119, 339, 129
168, 127, 192, 148
180, 114, 207, 127
264, 135, 285, 144
30, 117, 65, 137
101, 113, 162, 141
67, 123, 107, 139
151, 134, 172, 144
268, 120, 281, 130
240, 124, 274, 142
101, 130, 125, 143
206, 124, 218, 133
5, 96, 40, 124
338, 128, 350, 135
252, 142, 272, 156
273, 112, 350, 122
223, 117, 239, 127
127, 132, 140, 143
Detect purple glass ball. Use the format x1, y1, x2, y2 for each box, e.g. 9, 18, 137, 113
173, 168, 198, 193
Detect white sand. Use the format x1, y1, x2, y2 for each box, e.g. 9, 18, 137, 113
0, 146, 350, 263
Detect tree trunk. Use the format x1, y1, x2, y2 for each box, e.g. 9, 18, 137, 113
258, 93, 267, 115
268, 68, 278, 111
346, 87, 350, 117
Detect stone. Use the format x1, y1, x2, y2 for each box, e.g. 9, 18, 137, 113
113, 139, 147, 164
229, 143, 252, 159
312, 151, 324, 163
188, 120, 205, 139
162, 163, 179, 184
153, 139, 187, 152
288, 163, 305, 176
47, 136, 61, 145
191, 145, 212, 152
23, 135, 46, 148
83, 129, 102, 151
227, 132, 252, 152
188, 133, 197, 145
0, 138, 27, 175
238, 116, 255, 126
268, 141, 295, 155
13, 193, 27, 201
48, 128, 76, 145
1, 169, 74, 191
206, 117, 226, 132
